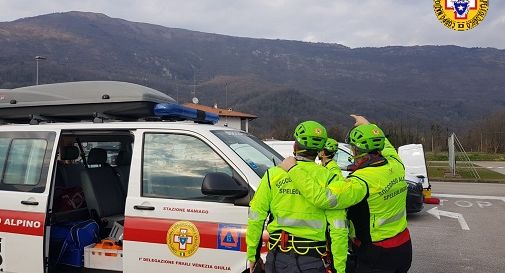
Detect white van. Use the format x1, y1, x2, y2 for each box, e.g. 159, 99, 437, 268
0, 81, 283, 273
398, 144, 430, 189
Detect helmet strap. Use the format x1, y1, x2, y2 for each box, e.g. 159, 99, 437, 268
294, 155, 314, 162
294, 141, 318, 159
294, 149, 307, 155
351, 152, 368, 160
294, 149, 317, 161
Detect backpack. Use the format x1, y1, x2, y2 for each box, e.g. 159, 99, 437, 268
51, 219, 100, 267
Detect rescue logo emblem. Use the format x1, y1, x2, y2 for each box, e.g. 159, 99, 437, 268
433, 0, 489, 31
167, 221, 200, 258
314, 128, 322, 136
217, 223, 243, 251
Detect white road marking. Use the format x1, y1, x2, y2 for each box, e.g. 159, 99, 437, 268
476, 201, 492, 208
454, 200, 473, 208
437, 197, 494, 208
432, 193, 505, 202
427, 207, 470, 230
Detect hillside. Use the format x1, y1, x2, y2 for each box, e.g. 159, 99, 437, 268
1, 11, 504, 137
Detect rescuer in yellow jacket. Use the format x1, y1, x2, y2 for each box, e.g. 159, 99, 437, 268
281, 115, 412, 273
246, 121, 361, 273
318, 138, 345, 181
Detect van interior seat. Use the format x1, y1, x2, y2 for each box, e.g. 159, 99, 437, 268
80, 148, 125, 227
58, 146, 85, 188
114, 150, 132, 196
52, 146, 88, 222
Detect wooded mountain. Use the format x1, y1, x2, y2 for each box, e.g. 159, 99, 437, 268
1, 11, 504, 138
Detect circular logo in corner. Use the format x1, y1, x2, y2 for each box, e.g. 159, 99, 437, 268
167, 221, 200, 258
433, 0, 489, 31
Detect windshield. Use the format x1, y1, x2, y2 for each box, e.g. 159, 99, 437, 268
212, 130, 283, 177
335, 147, 353, 169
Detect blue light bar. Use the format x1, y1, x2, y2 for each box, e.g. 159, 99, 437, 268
154, 103, 219, 124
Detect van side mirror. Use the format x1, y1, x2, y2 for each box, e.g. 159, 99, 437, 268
201, 172, 249, 198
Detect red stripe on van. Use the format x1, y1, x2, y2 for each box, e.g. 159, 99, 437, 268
0, 209, 45, 236
124, 217, 247, 252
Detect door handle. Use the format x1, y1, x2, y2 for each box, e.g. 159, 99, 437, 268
134, 205, 155, 211
21, 200, 39, 206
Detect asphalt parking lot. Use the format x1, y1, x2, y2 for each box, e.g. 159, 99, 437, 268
408, 181, 505, 273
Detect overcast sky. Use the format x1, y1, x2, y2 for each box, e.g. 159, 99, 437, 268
0, 0, 503, 49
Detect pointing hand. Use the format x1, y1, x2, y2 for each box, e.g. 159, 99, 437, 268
350, 114, 370, 126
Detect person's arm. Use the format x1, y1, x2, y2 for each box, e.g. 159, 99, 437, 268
246, 170, 272, 263
326, 210, 348, 273
380, 138, 400, 160
288, 165, 367, 209
325, 160, 345, 181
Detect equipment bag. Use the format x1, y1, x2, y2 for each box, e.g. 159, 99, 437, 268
51, 219, 100, 267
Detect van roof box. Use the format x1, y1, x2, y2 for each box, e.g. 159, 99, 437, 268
0, 81, 176, 123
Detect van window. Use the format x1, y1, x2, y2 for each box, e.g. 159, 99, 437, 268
78, 141, 122, 166
212, 130, 283, 177
142, 133, 233, 201
3, 139, 47, 185
336, 148, 353, 169
0, 138, 10, 178
0, 131, 56, 193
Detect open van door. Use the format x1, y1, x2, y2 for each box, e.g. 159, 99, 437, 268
0, 130, 59, 273
398, 144, 430, 189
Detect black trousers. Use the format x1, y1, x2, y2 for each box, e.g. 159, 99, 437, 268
265, 250, 326, 273
354, 239, 412, 273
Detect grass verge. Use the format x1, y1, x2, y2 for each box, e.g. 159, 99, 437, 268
425, 152, 505, 161
427, 165, 505, 183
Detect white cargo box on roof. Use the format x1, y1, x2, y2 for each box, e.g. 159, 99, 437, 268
0, 81, 175, 123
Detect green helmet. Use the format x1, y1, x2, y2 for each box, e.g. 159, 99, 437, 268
293, 121, 328, 150
347, 124, 385, 153
324, 138, 339, 153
